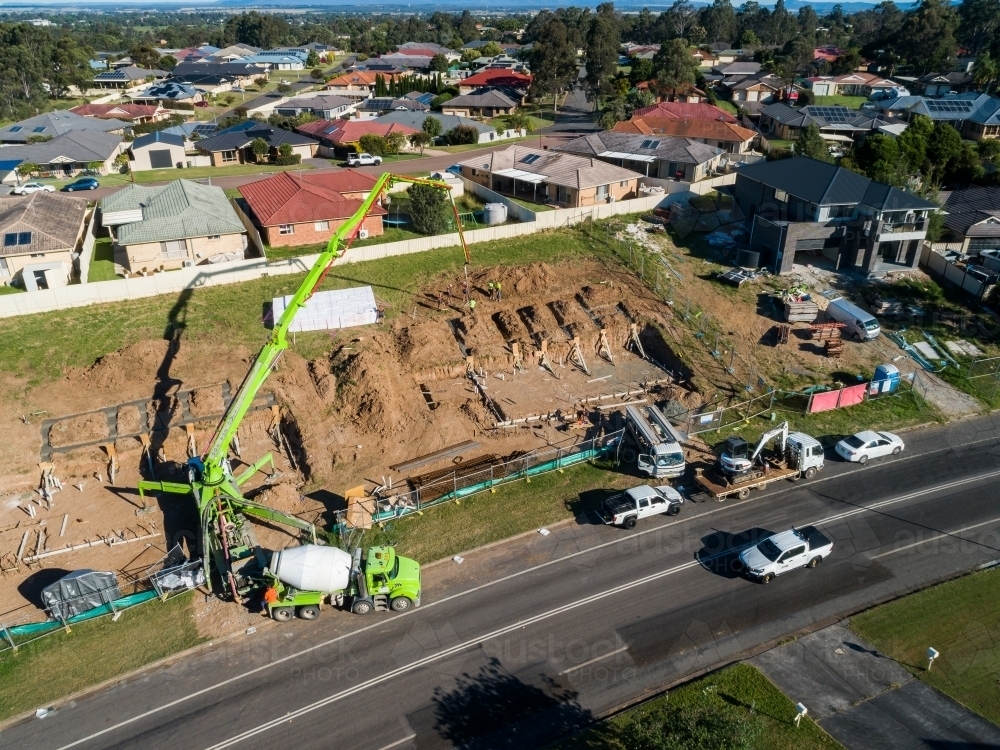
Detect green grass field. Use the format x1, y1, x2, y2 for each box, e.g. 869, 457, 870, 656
812, 95, 868, 110
87, 237, 119, 282
851, 567, 1000, 727
562, 663, 842, 749
0, 593, 202, 722
714, 100, 739, 116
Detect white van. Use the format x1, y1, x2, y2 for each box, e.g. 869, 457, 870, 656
826, 298, 880, 341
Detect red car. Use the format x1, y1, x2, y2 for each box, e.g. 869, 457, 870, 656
195, 101, 210, 108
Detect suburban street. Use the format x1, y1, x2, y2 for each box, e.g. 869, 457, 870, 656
7, 414, 1000, 749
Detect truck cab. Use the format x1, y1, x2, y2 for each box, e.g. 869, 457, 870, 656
350, 546, 421, 615
599, 484, 683, 529
786, 432, 825, 479
637, 442, 685, 479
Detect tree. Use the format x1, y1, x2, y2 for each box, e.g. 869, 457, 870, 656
310, 68, 325, 81
897, 114, 934, 173
854, 133, 903, 185
585, 3, 621, 99
798, 5, 820, 34
274, 143, 301, 166
223, 11, 291, 50
664, 0, 698, 38
251, 137, 270, 162
410, 130, 432, 154
925, 121, 963, 181
958, 0, 1000, 55
358, 134, 387, 155
893, 0, 959, 74
620, 702, 757, 750
306, 50, 320, 68
129, 44, 163, 70
972, 51, 999, 93
422, 115, 443, 137
429, 53, 450, 73
254, 76, 268, 90
739, 30, 762, 49
503, 111, 533, 133
385, 131, 408, 154
795, 124, 829, 160
276, 82, 292, 94
629, 57, 655, 86
15, 163, 38, 183
701, 0, 738, 44
481, 41, 504, 57
978, 137, 1000, 168
831, 49, 863, 75
223, 94, 236, 107
599, 97, 628, 129
461, 48, 481, 63
408, 183, 451, 235
444, 125, 479, 145
652, 39, 700, 98
160, 55, 178, 71
528, 17, 579, 113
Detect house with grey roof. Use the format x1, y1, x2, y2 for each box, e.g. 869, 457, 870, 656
376, 111, 523, 144
92, 66, 168, 90
458, 144, 643, 207
733, 156, 937, 274
0, 130, 124, 184
938, 187, 1000, 255
194, 124, 318, 166
441, 89, 520, 118
0, 191, 88, 291
874, 93, 1000, 141
760, 102, 894, 145
555, 132, 723, 182
100, 180, 248, 271
355, 97, 430, 120
273, 94, 355, 120
0, 110, 129, 145
128, 131, 211, 172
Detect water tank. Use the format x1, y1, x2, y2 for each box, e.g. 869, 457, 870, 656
271, 544, 353, 593
871, 363, 900, 395
483, 203, 508, 226
736, 249, 760, 268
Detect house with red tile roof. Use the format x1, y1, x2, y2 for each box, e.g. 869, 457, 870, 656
326, 69, 408, 94
458, 70, 531, 94
814, 46, 846, 63
70, 103, 170, 124
239, 170, 387, 248
612, 116, 757, 153
295, 118, 420, 157
629, 102, 739, 123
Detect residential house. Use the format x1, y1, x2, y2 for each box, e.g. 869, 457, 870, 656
458, 70, 531, 94
240, 170, 386, 247
939, 187, 1000, 255
759, 103, 894, 144
471, 55, 528, 73
814, 46, 846, 63
354, 97, 430, 120
708, 42, 731, 53
240, 51, 305, 71
458, 145, 643, 207
128, 131, 211, 171
0, 192, 87, 290
209, 44, 263, 62
912, 72, 976, 97
806, 72, 899, 98
0, 111, 129, 145
441, 89, 520, 118
173, 45, 220, 63
634, 80, 707, 104
92, 66, 168, 90
613, 115, 756, 154
733, 156, 936, 274
0, 131, 124, 184
326, 70, 387, 94
70, 103, 169, 124
630, 101, 739, 122
101, 180, 248, 271
195, 124, 318, 166
876, 93, 1000, 141
130, 82, 204, 106
376, 53, 435, 71
169, 62, 262, 91
556, 132, 723, 181
273, 94, 355, 120
295, 119, 420, 158
375, 111, 521, 144
727, 73, 784, 105
160, 121, 219, 141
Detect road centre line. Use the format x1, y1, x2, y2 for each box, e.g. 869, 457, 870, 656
873, 515, 1000, 558
52, 466, 1000, 750
373, 735, 415, 750
558, 646, 630, 675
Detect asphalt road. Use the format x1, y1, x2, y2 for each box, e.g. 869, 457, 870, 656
10, 415, 1000, 749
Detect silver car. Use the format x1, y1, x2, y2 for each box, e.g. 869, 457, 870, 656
12, 182, 55, 195
835, 431, 904, 464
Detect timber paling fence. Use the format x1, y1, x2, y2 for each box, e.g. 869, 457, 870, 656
0, 548, 202, 656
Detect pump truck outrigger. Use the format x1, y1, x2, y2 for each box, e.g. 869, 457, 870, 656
136, 173, 471, 604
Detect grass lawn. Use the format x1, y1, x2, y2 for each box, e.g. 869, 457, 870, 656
88, 237, 119, 282
813, 95, 868, 110
363, 461, 634, 563
509, 196, 555, 212
714, 100, 739, 116
0, 593, 202, 722
436, 136, 537, 154
0, 285, 23, 295
562, 663, 842, 749
264, 227, 427, 261
851, 566, 1000, 727
134, 163, 315, 184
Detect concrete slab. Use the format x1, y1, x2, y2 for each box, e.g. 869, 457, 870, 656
820, 699, 924, 750
869, 681, 1000, 747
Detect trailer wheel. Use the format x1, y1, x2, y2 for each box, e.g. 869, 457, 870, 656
621, 448, 637, 464
623, 516, 637, 530
738, 487, 750, 500
390, 596, 412, 612
271, 607, 294, 622
807, 556, 822, 568
297, 605, 320, 620
804, 467, 817, 480
351, 599, 373, 615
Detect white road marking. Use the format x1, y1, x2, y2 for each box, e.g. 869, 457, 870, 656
51, 466, 1000, 750
873, 515, 1000, 558
558, 645, 630, 675
373, 734, 415, 750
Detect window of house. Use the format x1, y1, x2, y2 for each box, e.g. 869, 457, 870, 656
4, 232, 31, 246
221, 150, 238, 163
32, 127, 46, 133
774, 189, 788, 202
279, 224, 295, 235
8, 126, 22, 132
160, 240, 187, 259
0, 258, 9, 277
314, 221, 330, 231
596, 184, 609, 199
640, 139, 661, 149
620, 181, 628, 187
829, 204, 855, 219
208, 235, 221, 240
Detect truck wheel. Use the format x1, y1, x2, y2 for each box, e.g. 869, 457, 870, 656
297, 605, 320, 620
762, 573, 774, 584
804, 467, 817, 480
807, 557, 822, 568
621, 448, 637, 463
271, 607, 294, 622
858, 454, 869, 465
667, 505, 680, 516
623, 516, 637, 530
351, 599, 373, 615
738, 487, 750, 500
390, 596, 412, 612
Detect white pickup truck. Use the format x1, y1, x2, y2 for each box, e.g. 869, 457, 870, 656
737, 526, 833, 583
347, 152, 383, 166
598, 485, 683, 529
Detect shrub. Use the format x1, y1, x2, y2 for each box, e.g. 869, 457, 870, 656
408, 183, 451, 235
444, 125, 478, 145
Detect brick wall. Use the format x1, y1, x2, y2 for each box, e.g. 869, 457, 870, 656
263, 215, 384, 248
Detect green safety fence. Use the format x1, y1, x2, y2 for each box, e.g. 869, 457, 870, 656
6, 590, 159, 638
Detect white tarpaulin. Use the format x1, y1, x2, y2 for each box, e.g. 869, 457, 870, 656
272, 286, 378, 333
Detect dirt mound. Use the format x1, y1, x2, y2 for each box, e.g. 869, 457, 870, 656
48, 412, 110, 448
189, 386, 225, 417
395, 321, 464, 368
76, 340, 172, 395
147, 396, 181, 431
549, 299, 591, 329
252, 482, 302, 514
307, 358, 337, 403
580, 283, 624, 309
456, 314, 509, 360
491, 310, 526, 341
477, 263, 555, 298
116, 405, 143, 435
337, 345, 429, 438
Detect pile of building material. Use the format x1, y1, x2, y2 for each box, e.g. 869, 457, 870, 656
809, 322, 845, 358
783, 291, 820, 323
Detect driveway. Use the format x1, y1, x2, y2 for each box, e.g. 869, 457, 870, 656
540, 86, 599, 135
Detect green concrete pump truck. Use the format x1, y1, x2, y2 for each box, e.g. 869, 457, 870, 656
262, 543, 421, 620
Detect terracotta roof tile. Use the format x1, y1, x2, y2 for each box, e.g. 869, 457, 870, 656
240, 170, 386, 227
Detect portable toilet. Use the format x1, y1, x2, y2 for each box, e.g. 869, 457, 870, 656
870, 363, 900, 396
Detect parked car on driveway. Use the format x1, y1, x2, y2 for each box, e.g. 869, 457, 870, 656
11, 182, 54, 195
62, 177, 99, 192
347, 152, 382, 167
195, 101, 209, 108
835, 431, 904, 464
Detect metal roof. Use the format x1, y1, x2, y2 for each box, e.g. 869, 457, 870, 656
459, 145, 643, 190
557, 131, 722, 165
0, 111, 129, 142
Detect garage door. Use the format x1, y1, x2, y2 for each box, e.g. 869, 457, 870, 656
795, 236, 841, 252
148, 149, 173, 169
